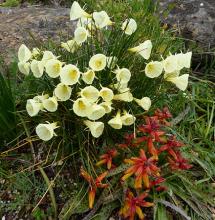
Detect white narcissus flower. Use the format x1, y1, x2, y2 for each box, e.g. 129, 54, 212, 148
18, 44, 32, 63
36, 122, 58, 141
77, 17, 92, 28
93, 11, 113, 29
163, 54, 178, 73
99, 87, 114, 102
113, 89, 133, 102
18, 62, 30, 75
145, 61, 163, 78
106, 56, 118, 69
108, 110, 122, 129
175, 52, 192, 70
33, 94, 49, 102
164, 70, 180, 80
45, 59, 62, 78
89, 54, 107, 71
165, 74, 189, 91
60, 64, 80, 85
115, 68, 131, 84
82, 69, 95, 84
84, 120, 104, 138
61, 40, 79, 53
74, 27, 89, 44
73, 97, 91, 117
26, 99, 42, 117
54, 83, 72, 101
121, 18, 137, 35
42, 51, 57, 64
134, 97, 151, 111
128, 40, 152, 60
121, 110, 136, 126
87, 104, 106, 120
30, 60, 44, 78
32, 48, 40, 57
100, 101, 112, 113
80, 86, 99, 103
42, 96, 58, 112
70, 1, 91, 21
112, 82, 128, 93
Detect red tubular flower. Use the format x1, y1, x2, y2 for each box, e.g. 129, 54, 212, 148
121, 149, 160, 189
159, 135, 184, 158
138, 116, 165, 141
118, 133, 136, 148
119, 190, 153, 220
168, 152, 192, 170
80, 168, 108, 208
154, 107, 172, 126
96, 149, 118, 169
149, 177, 167, 192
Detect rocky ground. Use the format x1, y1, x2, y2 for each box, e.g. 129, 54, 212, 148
0, 0, 215, 60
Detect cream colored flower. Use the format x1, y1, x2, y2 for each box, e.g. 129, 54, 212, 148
42, 96, 58, 112
60, 64, 80, 85
166, 74, 189, 91
145, 61, 163, 78
45, 59, 62, 78
26, 99, 42, 117
33, 94, 49, 102
93, 11, 113, 29
77, 17, 92, 29
112, 82, 128, 93
73, 97, 91, 117
100, 101, 112, 113
99, 87, 114, 102
82, 69, 95, 84
18, 62, 30, 75
61, 40, 79, 53
108, 110, 122, 129
80, 86, 99, 103
18, 44, 31, 63
121, 18, 137, 35
42, 51, 57, 64
121, 110, 136, 126
32, 48, 40, 57
164, 70, 180, 80
74, 27, 89, 44
128, 40, 152, 60
163, 54, 178, 73
84, 120, 104, 138
54, 83, 72, 101
70, 1, 91, 21
134, 97, 151, 111
113, 89, 133, 102
30, 60, 44, 78
106, 56, 118, 69
89, 54, 107, 71
87, 104, 106, 120
175, 52, 192, 70
115, 68, 131, 83
36, 122, 58, 141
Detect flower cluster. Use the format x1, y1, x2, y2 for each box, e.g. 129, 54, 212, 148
81, 107, 192, 219
18, 1, 192, 142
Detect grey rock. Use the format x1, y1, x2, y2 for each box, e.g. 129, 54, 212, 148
159, 0, 215, 48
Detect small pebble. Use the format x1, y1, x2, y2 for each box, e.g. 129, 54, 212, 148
200, 3, 204, 7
